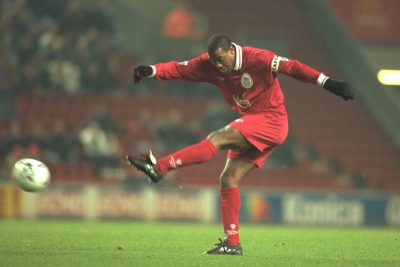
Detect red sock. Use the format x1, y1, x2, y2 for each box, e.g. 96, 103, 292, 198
220, 187, 240, 246
156, 139, 217, 173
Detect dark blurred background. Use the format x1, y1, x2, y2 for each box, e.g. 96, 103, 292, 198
0, 0, 399, 220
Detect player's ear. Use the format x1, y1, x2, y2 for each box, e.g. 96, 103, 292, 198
229, 45, 235, 55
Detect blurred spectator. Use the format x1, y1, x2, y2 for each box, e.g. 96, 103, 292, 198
162, 0, 207, 40
160, 0, 208, 60
47, 58, 81, 93
162, 1, 194, 39
79, 121, 108, 158
79, 121, 121, 176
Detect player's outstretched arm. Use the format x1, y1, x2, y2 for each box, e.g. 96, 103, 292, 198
133, 65, 154, 83
322, 78, 354, 101
274, 56, 355, 101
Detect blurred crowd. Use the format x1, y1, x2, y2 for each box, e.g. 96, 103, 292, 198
0, 0, 132, 94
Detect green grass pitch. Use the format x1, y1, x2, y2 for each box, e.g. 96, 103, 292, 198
0, 220, 399, 267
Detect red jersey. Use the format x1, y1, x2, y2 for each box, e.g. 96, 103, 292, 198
153, 44, 324, 116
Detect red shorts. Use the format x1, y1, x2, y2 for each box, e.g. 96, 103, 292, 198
228, 112, 288, 168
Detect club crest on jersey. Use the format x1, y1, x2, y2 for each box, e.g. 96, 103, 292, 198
241, 73, 253, 89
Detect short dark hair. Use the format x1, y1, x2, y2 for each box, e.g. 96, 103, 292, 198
207, 34, 232, 55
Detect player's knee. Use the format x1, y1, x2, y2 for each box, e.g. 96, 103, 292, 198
219, 170, 241, 188
206, 126, 238, 149
206, 130, 217, 141
206, 130, 224, 148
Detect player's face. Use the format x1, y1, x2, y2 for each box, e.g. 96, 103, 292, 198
209, 46, 235, 75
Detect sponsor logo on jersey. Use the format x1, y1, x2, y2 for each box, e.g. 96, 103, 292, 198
233, 94, 251, 109
241, 73, 253, 89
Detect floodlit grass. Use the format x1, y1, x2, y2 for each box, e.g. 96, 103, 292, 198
0, 220, 399, 267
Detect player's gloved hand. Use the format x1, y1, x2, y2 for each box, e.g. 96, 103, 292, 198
133, 65, 153, 83
323, 78, 354, 101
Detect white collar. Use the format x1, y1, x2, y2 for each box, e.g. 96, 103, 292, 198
232, 43, 242, 71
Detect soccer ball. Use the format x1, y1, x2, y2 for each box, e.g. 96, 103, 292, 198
12, 158, 51, 192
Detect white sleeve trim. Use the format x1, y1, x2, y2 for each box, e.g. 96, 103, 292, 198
317, 73, 329, 87
149, 65, 156, 78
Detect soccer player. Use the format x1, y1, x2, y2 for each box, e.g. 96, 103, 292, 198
126, 34, 354, 255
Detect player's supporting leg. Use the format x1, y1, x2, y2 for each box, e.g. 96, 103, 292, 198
204, 158, 255, 255
220, 159, 255, 245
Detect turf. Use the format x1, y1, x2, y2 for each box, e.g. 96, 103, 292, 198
0, 220, 399, 267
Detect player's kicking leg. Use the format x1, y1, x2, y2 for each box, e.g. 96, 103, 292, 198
125, 138, 217, 183
126, 125, 249, 184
